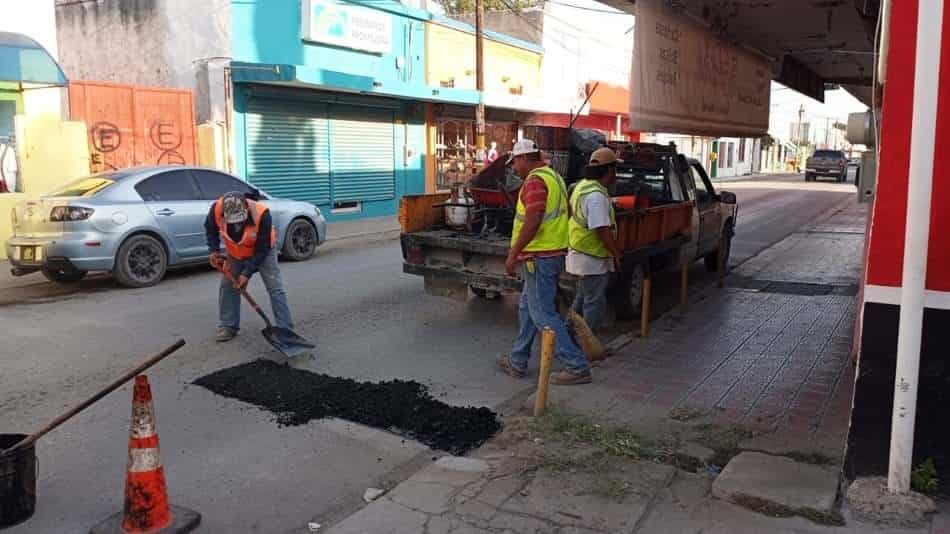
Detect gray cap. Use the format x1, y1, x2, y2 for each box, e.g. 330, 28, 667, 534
221, 191, 249, 224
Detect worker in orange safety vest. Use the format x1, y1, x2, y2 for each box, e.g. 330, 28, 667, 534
205, 191, 294, 342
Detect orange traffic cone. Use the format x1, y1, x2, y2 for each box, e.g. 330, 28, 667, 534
90, 376, 200, 534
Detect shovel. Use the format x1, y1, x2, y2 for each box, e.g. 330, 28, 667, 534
217, 263, 315, 358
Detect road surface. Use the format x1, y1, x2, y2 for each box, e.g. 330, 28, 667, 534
0, 173, 855, 533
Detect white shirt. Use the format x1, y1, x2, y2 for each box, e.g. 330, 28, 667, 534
566, 190, 614, 276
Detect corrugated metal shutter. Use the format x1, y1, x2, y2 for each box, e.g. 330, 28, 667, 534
246, 98, 331, 205
329, 106, 396, 203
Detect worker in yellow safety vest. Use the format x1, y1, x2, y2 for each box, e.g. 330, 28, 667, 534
566, 147, 624, 333
497, 139, 592, 386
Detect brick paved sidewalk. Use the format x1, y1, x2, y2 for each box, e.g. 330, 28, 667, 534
320, 202, 947, 532
538, 201, 868, 458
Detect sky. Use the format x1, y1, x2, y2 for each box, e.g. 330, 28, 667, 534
769, 82, 870, 144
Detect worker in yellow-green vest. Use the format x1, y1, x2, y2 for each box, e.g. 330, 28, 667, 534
497, 140, 592, 386
567, 147, 624, 334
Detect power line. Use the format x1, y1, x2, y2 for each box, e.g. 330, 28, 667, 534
545, 1, 626, 14
498, 0, 630, 59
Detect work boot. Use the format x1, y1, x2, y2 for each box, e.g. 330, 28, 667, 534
550, 370, 592, 385
496, 354, 526, 378
215, 328, 237, 342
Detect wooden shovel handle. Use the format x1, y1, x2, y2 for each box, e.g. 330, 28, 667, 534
1, 339, 186, 457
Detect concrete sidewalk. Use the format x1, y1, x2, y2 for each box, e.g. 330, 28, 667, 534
318, 201, 944, 533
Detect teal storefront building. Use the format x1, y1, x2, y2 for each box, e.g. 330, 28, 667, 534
231, 0, 477, 221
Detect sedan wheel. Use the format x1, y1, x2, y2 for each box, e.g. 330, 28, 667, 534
114, 235, 168, 288
281, 219, 318, 261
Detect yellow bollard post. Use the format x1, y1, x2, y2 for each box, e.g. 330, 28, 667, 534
533, 327, 556, 417
640, 274, 652, 338
680, 262, 689, 312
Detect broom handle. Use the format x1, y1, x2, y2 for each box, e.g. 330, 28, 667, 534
1, 339, 187, 456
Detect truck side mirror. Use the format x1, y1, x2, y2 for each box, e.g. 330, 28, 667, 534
719, 191, 737, 204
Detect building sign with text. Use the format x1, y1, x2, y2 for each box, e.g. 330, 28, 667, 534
302, 0, 392, 54
630, 0, 771, 137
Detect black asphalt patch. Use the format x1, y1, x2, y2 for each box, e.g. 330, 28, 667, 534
194, 359, 501, 455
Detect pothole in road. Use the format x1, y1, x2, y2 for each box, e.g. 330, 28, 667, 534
194, 359, 502, 455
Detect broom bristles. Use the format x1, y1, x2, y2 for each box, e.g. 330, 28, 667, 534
569, 309, 607, 362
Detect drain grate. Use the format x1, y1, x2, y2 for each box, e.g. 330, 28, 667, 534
760, 281, 834, 296
757, 281, 858, 296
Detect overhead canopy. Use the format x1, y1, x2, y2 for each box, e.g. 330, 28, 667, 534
0, 31, 68, 87
602, 0, 878, 106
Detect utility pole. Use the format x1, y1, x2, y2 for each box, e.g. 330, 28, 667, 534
797, 104, 805, 145
825, 117, 831, 148
475, 0, 486, 167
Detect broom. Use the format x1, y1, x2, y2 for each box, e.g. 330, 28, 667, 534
558, 291, 607, 362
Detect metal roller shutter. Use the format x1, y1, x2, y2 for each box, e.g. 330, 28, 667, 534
246, 98, 331, 205
329, 106, 396, 203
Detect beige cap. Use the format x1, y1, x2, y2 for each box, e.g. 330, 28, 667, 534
588, 147, 623, 166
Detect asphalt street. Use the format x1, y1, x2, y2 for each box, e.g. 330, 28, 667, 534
0, 172, 857, 533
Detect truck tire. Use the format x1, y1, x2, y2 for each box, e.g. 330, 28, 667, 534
612, 263, 645, 321
704, 225, 734, 273
471, 286, 501, 300
114, 234, 168, 288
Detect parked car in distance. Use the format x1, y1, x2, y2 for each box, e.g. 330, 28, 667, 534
804, 150, 849, 182
6, 166, 327, 287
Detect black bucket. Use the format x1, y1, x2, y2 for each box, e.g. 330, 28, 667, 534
0, 434, 36, 529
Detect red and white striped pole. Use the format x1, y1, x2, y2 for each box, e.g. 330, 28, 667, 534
887, 0, 944, 494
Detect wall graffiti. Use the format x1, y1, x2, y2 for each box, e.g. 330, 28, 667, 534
70, 82, 197, 173
149, 119, 186, 165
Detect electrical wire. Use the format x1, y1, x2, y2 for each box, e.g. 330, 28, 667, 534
545, 1, 625, 14
498, 0, 631, 73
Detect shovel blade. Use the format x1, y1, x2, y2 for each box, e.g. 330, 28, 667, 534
262, 326, 315, 358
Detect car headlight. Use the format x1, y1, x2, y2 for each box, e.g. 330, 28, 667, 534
314, 205, 323, 217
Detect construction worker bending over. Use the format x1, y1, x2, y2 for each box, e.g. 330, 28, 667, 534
206, 191, 295, 342
497, 140, 592, 385
567, 147, 624, 333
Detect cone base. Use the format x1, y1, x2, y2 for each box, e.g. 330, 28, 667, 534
89, 504, 201, 534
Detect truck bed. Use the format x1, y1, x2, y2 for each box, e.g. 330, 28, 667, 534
399, 193, 693, 299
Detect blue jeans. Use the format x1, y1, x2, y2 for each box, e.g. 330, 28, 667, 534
219, 250, 294, 332
572, 273, 610, 333
511, 256, 591, 375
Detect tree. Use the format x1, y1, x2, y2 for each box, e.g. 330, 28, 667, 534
435, 0, 536, 15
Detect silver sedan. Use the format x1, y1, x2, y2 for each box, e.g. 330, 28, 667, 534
6, 165, 327, 287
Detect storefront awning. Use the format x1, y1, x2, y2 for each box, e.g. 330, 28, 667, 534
0, 31, 67, 87
231, 62, 480, 105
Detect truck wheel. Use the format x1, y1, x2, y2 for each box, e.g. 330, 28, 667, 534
471, 286, 501, 300
114, 234, 168, 288
704, 228, 733, 273
612, 263, 645, 321
42, 266, 87, 284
